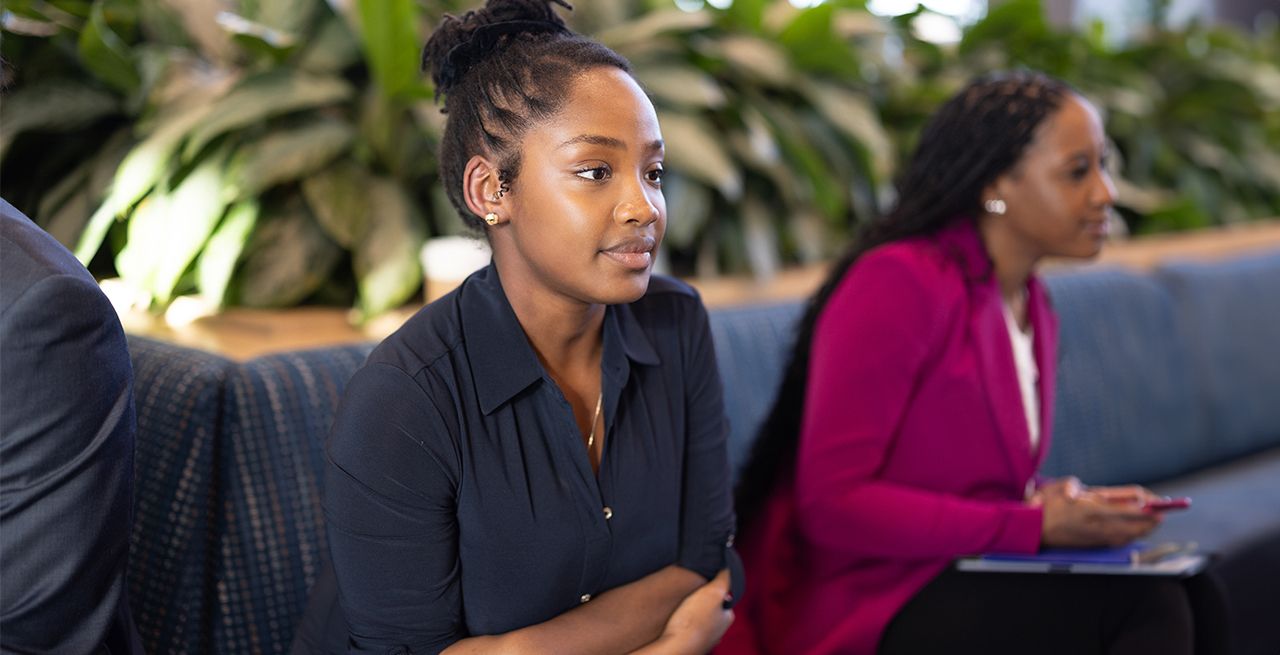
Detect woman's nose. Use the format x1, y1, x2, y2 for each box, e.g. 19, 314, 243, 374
614, 183, 661, 226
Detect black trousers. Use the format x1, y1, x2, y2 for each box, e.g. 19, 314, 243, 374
879, 564, 1232, 655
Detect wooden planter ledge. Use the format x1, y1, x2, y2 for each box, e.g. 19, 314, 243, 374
115, 220, 1280, 361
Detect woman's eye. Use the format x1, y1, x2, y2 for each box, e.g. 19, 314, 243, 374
575, 167, 610, 181
1070, 166, 1090, 181
646, 167, 664, 185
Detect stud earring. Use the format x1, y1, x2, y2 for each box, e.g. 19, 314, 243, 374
484, 212, 499, 226
984, 198, 1007, 215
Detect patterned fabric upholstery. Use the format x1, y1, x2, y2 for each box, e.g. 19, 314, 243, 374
1041, 268, 1212, 485
127, 335, 234, 654
1158, 252, 1280, 462
707, 301, 805, 482
213, 344, 374, 654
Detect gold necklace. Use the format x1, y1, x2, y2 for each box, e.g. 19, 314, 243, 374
586, 390, 603, 449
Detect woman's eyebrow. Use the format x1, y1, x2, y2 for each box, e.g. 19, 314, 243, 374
558, 134, 626, 150
557, 135, 665, 153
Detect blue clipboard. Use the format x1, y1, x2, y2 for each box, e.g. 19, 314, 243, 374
954, 542, 1207, 576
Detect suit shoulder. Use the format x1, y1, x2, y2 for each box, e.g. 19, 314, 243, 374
0, 202, 96, 306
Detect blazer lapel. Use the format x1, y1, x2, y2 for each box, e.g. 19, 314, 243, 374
1028, 276, 1058, 469
939, 218, 1037, 484
970, 279, 1037, 484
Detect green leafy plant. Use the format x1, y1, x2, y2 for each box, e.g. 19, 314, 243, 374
903, 0, 1280, 233
3, 0, 1277, 320
1, 0, 458, 319
591, 0, 899, 277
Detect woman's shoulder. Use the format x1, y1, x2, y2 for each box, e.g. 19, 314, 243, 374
366, 287, 467, 379
849, 236, 966, 299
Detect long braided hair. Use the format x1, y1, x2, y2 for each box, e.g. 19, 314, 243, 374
422, 0, 632, 230
734, 70, 1076, 534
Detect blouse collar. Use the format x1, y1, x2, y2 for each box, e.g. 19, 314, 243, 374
460, 263, 660, 415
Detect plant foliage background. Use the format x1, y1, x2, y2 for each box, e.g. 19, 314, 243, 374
2, 0, 1277, 318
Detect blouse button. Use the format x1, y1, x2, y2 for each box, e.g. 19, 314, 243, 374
580, 593, 592, 603
726, 533, 735, 548
602, 506, 613, 520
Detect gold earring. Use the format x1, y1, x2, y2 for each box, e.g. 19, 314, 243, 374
484, 212, 499, 226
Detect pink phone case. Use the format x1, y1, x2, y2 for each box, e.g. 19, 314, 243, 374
1145, 497, 1192, 511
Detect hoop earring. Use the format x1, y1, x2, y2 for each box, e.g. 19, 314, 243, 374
484, 212, 499, 226
984, 198, 1007, 215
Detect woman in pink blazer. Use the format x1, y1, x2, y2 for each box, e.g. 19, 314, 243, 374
721, 72, 1228, 655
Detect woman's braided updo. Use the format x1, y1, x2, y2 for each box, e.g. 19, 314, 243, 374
423, 0, 632, 229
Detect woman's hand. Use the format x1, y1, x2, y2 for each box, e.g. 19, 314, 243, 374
1034, 477, 1163, 547
634, 569, 734, 655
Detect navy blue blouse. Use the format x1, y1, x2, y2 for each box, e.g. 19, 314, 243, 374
300, 264, 735, 654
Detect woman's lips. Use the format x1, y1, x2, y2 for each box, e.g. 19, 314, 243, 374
601, 236, 656, 271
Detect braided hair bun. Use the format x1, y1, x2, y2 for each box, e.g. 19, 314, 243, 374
423, 0, 571, 99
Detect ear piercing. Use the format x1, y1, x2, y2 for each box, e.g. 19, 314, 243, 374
484, 212, 500, 226
984, 198, 1007, 215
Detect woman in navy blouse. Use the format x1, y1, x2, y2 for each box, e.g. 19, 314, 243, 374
291, 1, 737, 653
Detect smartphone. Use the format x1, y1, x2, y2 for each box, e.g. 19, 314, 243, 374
1145, 496, 1192, 512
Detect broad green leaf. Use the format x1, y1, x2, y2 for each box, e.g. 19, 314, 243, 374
228, 119, 355, 199
661, 172, 712, 250
76, 102, 218, 263
297, 14, 363, 73
136, 0, 193, 49
247, 0, 317, 39
788, 208, 828, 263
635, 66, 725, 109
38, 129, 132, 249
833, 8, 890, 38
301, 160, 372, 248
354, 178, 426, 319
657, 110, 742, 202
595, 9, 711, 50
40, 181, 93, 251
778, 4, 861, 78
0, 82, 120, 159
236, 200, 343, 307
197, 199, 259, 307
740, 193, 779, 279
806, 82, 894, 183
724, 0, 768, 32
78, 0, 141, 94
182, 70, 353, 160
354, 0, 422, 100
217, 11, 300, 62
1246, 145, 1280, 189
116, 149, 232, 306
715, 36, 792, 88
1137, 198, 1211, 235
754, 100, 844, 217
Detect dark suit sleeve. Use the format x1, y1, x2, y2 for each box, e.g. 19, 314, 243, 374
0, 273, 136, 654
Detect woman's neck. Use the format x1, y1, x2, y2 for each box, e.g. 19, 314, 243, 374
977, 216, 1039, 305
494, 256, 605, 381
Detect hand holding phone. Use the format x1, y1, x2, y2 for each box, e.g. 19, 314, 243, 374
1144, 496, 1192, 512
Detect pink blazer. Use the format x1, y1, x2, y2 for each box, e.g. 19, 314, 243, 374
721, 219, 1057, 655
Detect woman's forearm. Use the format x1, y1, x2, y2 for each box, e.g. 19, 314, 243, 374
441, 565, 703, 655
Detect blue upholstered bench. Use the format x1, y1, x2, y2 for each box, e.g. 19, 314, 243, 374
125, 250, 1280, 654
